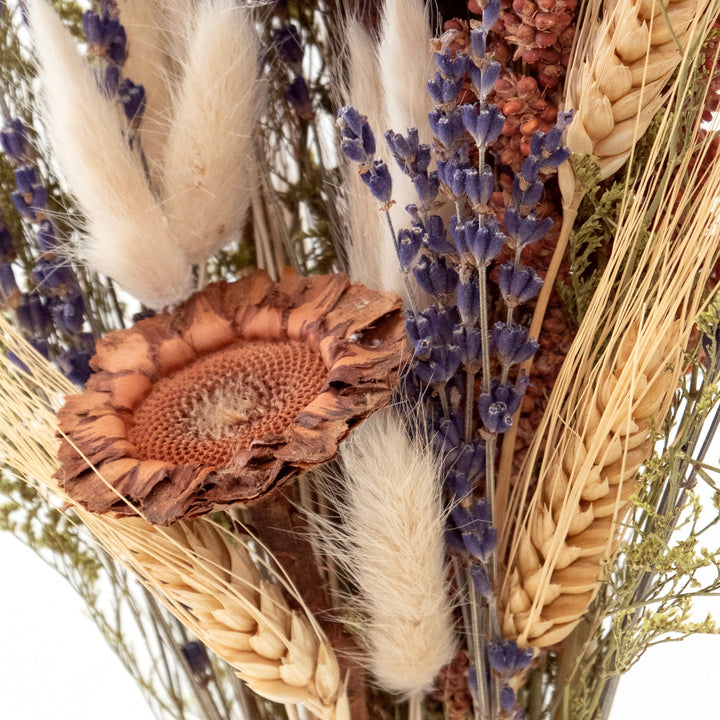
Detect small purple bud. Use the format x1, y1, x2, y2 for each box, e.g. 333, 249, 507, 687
37, 220, 57, 253
460, 103, 505, 147
397, 226, 423, 271
424, 214, 456, 255
470, 28, 486, 59
455, 325, 483, 372
429, 109, 466, 147
0, 262, 19, 304
492, 321, 539, 366
338, 105, 375, 160
413, 254, 459, 299
1, 118, 28, 162
14, 165, 37, 195
457, 265, 480, 325
272, 24, 303, 65
500, 684, 516, 714
504, 208, 553, 247
446, 469, 472, 501
360, 160, 393, 204
498, 264, 543, 307
413, 172, 439, 208
0, 226, 15, 262
285, 76, 314, 120
118, 78, 146, 121
104, 65, 120, 95
436, 51, 470, 80
56, 348, 93, 386
16, 293, 52, 338
512, 175, 544, 208
483, 0, 502, 29
413, 345, 462, 385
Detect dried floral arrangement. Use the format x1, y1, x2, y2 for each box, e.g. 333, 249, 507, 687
2, 0, 720, 719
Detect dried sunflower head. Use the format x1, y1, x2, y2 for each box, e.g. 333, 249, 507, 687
56, 270, 405, 524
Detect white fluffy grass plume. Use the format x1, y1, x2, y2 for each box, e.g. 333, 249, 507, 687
162, 0, 262, 265
28, 0, 193, 310
340, 19, 393, 292
115, 0, 176, 190
313, 407, 456, 697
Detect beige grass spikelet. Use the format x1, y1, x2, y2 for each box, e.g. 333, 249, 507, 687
28, 0, 194, 309
560, 0, 711, 202
311, 407, 457, 698
501, 324, 681, 648
162, 0, 262, 265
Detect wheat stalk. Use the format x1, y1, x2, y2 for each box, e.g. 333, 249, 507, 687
560, 0, 711, 198
0, 317, 349, 720
501, 321, 682, 647
87, 515, 350, 720
500, 20, 720, 647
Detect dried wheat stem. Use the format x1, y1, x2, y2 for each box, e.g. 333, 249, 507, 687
79, 513, 351, 720
559, 0, 712, 204
500, 321, 682, 648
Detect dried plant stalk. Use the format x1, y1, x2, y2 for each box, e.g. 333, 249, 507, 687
501, 323, 681, 647
502, 21, 720, 647
560, 0, 711, 200
87, 515, 350, 720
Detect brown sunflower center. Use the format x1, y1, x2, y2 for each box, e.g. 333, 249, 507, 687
128, 340, 327, 466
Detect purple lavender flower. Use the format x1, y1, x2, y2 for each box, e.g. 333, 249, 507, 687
487, 639, 533, 677
0, 118, 28, 162
0, 225, 15, 261
500, 684, 516, 714
498, 263, 543, 307
478, 379, 527, 433
429, 109, 466, 147
460, 104, 505, 147
492, 322, 539, 366
82, 10, 127, 65
427, 72, 462, 105
360, 160, 393, 205
272, 24, 303, 65
286, 76, 314, 120
118, 78, 146, 121
413, 255, 459, 299
337, 105, 376, 163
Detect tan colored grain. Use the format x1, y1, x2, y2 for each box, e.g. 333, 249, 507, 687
500, 324, 680, 647
559, 0, 711, 203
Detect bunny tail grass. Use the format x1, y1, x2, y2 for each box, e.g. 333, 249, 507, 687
162, 0, 262, 267
0, 316, 350, 720
116, 0, 176, 191
312, 407, 456, 696
339, 19, 395, 291
28, 0, 193, 310
377, 0, 436, 301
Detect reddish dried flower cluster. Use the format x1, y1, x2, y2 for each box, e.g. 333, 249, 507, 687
431, 649, 472, 720
493, 73, 558, 172
470, 0, 577, 89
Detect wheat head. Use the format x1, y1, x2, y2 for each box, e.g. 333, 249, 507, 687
88, 515, 350, 720
560, 0, 712, 201
500, 322, 681, 648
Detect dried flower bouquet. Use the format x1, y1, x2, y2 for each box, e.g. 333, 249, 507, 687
1, 0, 720, 719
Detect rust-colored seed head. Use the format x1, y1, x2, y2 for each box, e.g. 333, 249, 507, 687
56, 269, 406, 524
128, 341, 327, 466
